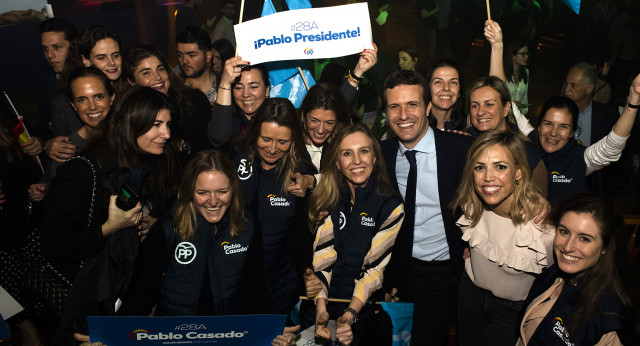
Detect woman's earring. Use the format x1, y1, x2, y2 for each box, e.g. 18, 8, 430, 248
515, 179, 520, 185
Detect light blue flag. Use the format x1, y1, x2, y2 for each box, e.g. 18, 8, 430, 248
381, 302, 414, 346
285, 0, 311, 10
561, 0, 580, 14
261, 0, 316, 108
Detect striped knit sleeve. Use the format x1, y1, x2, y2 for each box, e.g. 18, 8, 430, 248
312, 215, 337, 302
353, 203, 404, 304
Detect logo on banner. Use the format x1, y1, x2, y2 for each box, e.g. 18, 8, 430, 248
220, 241, 249, 255
360, 212, 375, 227
304, 48, 314, 55
267, 194, 291, 207
175, 242, 197, 264
237, 159, 252, 180
129, 329, 246, 341
338, 211, 346, 230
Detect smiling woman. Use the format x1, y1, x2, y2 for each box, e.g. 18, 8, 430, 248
119, 150, 253, 317
123, 45, 214, 154
306, 124, 403, 345
231, 98, 317, 317
528, 72, 640, 202
451, 130, 553, 346
517, 193, 640, 345
300, 83, 352, 172
35, 67, 115, 191
75, 25, 124, 84
41, 86, 181, 344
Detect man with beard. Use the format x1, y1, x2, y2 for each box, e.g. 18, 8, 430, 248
176, 27, 217, 105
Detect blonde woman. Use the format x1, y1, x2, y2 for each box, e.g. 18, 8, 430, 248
451, 130, 554, 346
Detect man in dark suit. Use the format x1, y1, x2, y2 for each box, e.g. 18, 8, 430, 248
380, 70, 474, 345
563, 63, 618, 146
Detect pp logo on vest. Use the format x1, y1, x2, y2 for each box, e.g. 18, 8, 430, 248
237, 159, 252, 180
338, 212, 346, 230
175, 242, 197, 264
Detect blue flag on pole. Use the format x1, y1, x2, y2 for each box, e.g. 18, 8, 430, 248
560, 0, 580, 14
381, 302, 414, 346
261, 0, 315, 108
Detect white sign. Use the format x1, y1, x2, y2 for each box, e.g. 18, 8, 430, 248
234, 3, 373, 65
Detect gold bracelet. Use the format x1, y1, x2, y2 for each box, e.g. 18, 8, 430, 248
220, 86, 232, 91
347, 73, 360, 84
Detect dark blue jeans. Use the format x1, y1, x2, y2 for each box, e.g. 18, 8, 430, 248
457, 271, 524, 346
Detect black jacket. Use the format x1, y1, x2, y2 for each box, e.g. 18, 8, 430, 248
234, 148, 317, 315
325, 177, 403, 302
381, 129, 473, 290
522, 264, 639, 345
120, 213, 253, 316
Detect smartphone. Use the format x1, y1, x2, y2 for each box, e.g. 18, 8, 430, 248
115, 184, 139, 211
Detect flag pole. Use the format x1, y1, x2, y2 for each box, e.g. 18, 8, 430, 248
4, 91, 44, 172
298, 67, 310, 90
4, 91, 21, 122
486, 0, 491, 20
235, 0, 246, 57
299, 296, 381, 305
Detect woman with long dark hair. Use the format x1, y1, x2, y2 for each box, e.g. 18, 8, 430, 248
425, 59, 467, 131
123, 44, 212, 153
41, 86, 180, 343
210, 38, 234, 81
517, 193, 640, 345
300, 82, 352, 172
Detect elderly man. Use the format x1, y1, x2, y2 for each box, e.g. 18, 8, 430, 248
563, 62, 618, 147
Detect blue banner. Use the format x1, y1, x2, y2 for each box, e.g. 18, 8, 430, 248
87, 315, 286, 345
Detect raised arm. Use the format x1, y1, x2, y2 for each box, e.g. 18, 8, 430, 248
584, 73, 640, 175
485, 20, 507, 82
612, 73, 640, 138
207, 56, 249, 146
341, 43, 379, 104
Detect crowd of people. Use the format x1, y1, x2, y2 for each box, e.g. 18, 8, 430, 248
1, 10, 640, 346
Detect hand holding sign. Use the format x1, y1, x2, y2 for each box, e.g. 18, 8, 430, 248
304, 268, 322, 298
220, 57, 250, 89
336, 316, 354, 345
353, 42, 378, 78
234, 3, 373, 65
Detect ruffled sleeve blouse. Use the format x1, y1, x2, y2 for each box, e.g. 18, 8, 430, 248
457, 210, 555, 301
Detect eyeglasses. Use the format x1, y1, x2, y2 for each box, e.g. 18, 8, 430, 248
516, 52, 530, 56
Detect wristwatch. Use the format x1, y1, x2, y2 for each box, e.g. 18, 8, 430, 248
343, 307, 358, 324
